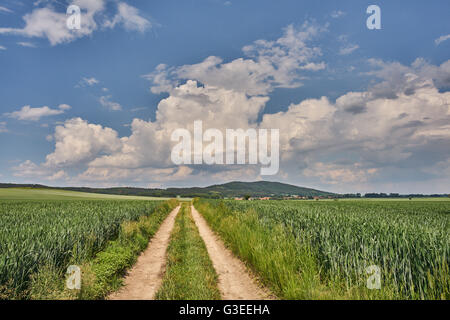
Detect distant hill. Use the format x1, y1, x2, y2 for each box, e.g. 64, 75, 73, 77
172, 181, 334, 198
0, 181, 334, 199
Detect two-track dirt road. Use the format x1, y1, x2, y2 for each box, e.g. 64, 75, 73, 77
109, 204, 271, 300
109, 205, 180, 300
190, 205, 270, 300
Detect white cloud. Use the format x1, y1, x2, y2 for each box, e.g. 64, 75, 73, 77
300, 62, 326, 71
0, 6, 13, 13
330, 10, 345, 18
13, 160, 50, 178
17, 41, 37, 48
0, 2, 102, 46
130, 107, 146, 112
60, 60, 450, 188
104, 2, 151, 32
12, 159, 69, 182
0, 45, 6, 50
5, 104, 71, 121
77, 77, 99, 87
304, 163, 377, 184
0, 122, 8, 133
0, 1, 151, 45
48, 170, 69, 181
11, 24, 450, 191
258, 60, 450, 184
339, 44, 359, 55
99, 95, 122, 111
89, 80, 268, 171
435, 34, 450, 45
145, 22, 328, 96
45, 117, 122, 167
367, 58, 450, 93
58, 104, 71, 111
143, 63, 178, 94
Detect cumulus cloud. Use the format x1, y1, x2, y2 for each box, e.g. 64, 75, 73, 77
45, 117, 122, 167
89, 80, 269, 171
5, 104, 71, 121
38, 59, 450, 189
0, 1, 103, 46
17, 41, 37, 48
339, 44, 359, 55
144, 22, 328, 96
13, 160, 51, 178
104, 2, 151, 32
11, 159, 69, 182
99, 95, 122, 111
12, 24, 450, 192
0, 1, 151, 45
77, 77, 99, 87
58, 104, 71, 111
435, 34, 450, 45
304, 163, 377, 184
367, 58, 450, 94
258, 59, 450, 189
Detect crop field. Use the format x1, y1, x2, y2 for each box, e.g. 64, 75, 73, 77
0, 188, 176, 201
1, 188, 448, 300
0, 198, 175, 298
195, 199, 450, 300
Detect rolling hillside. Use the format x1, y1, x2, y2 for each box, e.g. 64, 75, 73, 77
0, 181, 333, 199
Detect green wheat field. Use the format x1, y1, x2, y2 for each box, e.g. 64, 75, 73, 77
0, 188, 448, 300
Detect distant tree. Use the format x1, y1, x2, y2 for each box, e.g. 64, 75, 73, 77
244, 194, 251, 200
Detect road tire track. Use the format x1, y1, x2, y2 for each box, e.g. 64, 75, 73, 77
109, 205, 181, 300
191, 205, 271, 300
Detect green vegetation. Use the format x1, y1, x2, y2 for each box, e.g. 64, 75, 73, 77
194, 199, 450, 300
0, 180, 333, 199
0, 199, 177, 299
156, 204, 221, 300
0, 188, 174, 201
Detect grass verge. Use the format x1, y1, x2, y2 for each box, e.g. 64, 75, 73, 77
155, 203, 221, 300
193, 199, 405, 300
29, 199, 178, 300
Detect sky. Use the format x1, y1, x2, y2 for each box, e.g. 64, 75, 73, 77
0, 0, 449, 194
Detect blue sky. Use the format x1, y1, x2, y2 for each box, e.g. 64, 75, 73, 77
0, 0, 449, 193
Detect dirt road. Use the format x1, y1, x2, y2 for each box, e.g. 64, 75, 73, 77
190, 205, 271, 300
109, 205, 180, 300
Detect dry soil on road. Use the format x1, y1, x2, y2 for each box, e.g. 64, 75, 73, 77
190, 205, 271, 300
109, 205, 181, 300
